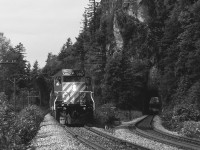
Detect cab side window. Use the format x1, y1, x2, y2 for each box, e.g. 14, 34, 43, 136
55, 76, 61, 86
85, 77, 91, 85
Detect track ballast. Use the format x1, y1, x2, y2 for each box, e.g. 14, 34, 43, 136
135, 115, 200, 150
64, 125, 150, 150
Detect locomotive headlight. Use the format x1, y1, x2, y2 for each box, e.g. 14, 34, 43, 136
72, 84, 77, 92
56, 82, 60, 86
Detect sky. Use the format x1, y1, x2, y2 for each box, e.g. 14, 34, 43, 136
0, 0, 93, 68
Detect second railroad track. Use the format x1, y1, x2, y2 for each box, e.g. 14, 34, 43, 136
64, 125, 150, 150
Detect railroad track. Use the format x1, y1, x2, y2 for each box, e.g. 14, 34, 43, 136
134, 115, 200, 150
64, 125, 150, 150
64, 125, 106, 150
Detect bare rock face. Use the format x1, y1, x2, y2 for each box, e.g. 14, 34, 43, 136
101, 0, 145, 56
148, 66, 159, 91
113, 14, 123, 53
122, 0, 143, 20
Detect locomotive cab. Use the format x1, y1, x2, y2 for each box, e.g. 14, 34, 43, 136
50, 69, 95, 125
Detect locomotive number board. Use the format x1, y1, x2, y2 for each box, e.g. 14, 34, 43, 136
62, 69, 84, 76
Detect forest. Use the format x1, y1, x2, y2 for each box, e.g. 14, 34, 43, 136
1, 0, 200, 138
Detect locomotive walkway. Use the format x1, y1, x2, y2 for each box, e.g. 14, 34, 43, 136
29, 113, 92, 150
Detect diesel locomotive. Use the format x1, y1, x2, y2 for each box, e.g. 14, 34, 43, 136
50, 69, 95, 124
149, 97, 160, 114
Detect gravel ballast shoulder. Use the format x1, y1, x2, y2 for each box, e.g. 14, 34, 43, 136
30, 113, 93, 150
93, 115, 183, 150
153, 115, 181, 136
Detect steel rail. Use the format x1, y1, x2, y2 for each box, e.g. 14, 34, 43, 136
84, 125, 150, 150
134, 115, 200, 150
64, 126, 107, 150
153, 127, 200, 146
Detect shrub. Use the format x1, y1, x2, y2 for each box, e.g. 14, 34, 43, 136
94, 103, 118, 127
15, 105, 45, 145
162, 104, 200, 131
181, 121, 200, 138
0, 92, 16, 150
0, 93, 46, 150
161, 107, 176, 130
173, 104, 200, 122
94, 103, 143, 127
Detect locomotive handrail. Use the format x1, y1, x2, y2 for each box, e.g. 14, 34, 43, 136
79, 91, 94, 93
79, 91, 95, 110
53, 96, 58, 110
55, 91, 93, 93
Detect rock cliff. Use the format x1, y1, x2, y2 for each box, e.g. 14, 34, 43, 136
100, 0, 145, 56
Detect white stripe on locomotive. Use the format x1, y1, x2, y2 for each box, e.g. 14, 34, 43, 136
62, 83, 71, 92
62, 83, 72, 98
66, 83, 85, 103
69, 85, 86, 103
62, 82, 86, 104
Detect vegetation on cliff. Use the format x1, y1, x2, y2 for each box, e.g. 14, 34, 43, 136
42, 0, 200, 125
43, 0, 200, 133
1, 0, 200, 134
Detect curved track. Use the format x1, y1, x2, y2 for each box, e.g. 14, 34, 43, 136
64, 125, 150, 150
85, 126, 150, 150
64, 126, 107, 150
135, 115, 200, 150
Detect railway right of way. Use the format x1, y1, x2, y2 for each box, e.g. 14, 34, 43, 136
30, 113, 188, 150
135, 115, 200, 150
30, 113, 149, 150
64, 125, 149, 150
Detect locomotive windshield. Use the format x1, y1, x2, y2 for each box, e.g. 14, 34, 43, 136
63, 76, 82, 82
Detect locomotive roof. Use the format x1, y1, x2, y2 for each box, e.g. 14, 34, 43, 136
54, 69, 84, 77
54, 70, 63, 77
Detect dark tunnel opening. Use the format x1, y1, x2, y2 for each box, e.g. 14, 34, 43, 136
143, 89, 161, 115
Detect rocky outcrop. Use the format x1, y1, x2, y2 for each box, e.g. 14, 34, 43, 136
148, 66, 159, 92
101, 0, 145, 55
113, 14, 123, 53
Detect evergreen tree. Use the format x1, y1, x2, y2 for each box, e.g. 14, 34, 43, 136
58, 38, 73, 61
32, 60, 40, 77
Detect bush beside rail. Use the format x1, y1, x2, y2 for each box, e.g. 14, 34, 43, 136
94, 103, 142, 128
94, 104, 117, 128
0, 92, 46, 150
181, 121, 200, 138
